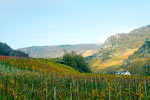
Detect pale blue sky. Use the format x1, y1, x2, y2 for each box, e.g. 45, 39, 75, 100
1, 0, 150, 49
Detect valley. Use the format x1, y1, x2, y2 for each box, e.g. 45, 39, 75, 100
19, 44, 102, 58
1, 0, 150, 99
1, 25, 150, 99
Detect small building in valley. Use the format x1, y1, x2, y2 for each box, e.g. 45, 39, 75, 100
116, 71, 131, 75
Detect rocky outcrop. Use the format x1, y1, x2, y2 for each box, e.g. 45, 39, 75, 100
88, 24, 150, 74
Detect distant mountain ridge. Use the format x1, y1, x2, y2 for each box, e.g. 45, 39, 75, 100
19, 44, 102, 58
88, 25, 150, 73
0, 42, 29, 57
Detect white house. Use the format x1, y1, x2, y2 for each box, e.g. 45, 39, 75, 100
116, 71, 131, 75
121, 71, 131, 75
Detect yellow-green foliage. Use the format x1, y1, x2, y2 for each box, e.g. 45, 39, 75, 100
0, 56, 79, 74
0, 56, 150, 100
89, 48, 138, 73
89, 58, 102, 72
124, 58, 150, 75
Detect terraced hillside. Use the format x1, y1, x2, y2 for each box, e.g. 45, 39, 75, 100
88, 25, 150, 73
120, 39, 150, 75
0, 56, 78, 74
0, 56, 150, 99
90, 48, 138, 73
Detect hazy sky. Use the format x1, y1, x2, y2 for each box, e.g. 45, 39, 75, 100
1, 0, 150, 49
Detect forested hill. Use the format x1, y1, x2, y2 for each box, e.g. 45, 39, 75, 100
120, 38, 150, 75
19, 44, 102, 58
89, 25, 150, 60
88, 24, 150, 73
0, 42, 29, 57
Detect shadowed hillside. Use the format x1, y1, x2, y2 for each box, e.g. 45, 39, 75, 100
0, 42, 29, 58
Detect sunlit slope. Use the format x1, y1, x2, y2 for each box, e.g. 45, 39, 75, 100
121, 58, 150, 75
120, 40, 150, 75
90, 48, 138, 73
82, 50, 98, 57
88, 25, 150, 73
0, 56, 79, 74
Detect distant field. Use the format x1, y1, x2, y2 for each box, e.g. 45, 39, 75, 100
0, 56, 150, 100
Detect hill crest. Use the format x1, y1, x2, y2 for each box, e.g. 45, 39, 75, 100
19, 44, 102, 58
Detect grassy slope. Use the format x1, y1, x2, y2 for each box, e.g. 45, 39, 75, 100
82, 50, 98, 57
119, 41, 150, 75
1, 56, 150, 99
89, 48, 138, 73
0, 56, 79, 74
120, 58, 150, 75
120, 45, 150, 75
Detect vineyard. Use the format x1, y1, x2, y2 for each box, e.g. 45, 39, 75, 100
0, 56, 150, 100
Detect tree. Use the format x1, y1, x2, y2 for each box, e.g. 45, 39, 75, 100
62, 51, 91, 73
